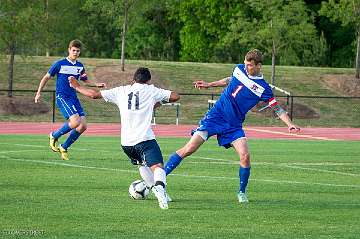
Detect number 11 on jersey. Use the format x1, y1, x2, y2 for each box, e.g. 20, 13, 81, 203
128, 91, 140, 110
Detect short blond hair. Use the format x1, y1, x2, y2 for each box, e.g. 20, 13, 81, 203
245, 49, 263, 65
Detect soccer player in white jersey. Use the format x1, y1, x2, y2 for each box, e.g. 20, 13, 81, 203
35, 39, 105, 160
68, 67, 180, 209
164, 49, 300, 203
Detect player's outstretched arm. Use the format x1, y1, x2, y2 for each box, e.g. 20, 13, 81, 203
83, 79, 106, 88
35, 73, 51, 103
155, 91, 180, 109
169, 91, 180, 103
193, 77, 231, 89
273, 104, 300, 133
69, 76, 102, 99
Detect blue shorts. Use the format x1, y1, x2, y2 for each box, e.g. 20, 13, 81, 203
56, 94, 85, 119
192, 112, 245, 149
121, 139, 164, 167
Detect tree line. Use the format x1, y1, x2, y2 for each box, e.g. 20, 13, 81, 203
1, 0, 359, 85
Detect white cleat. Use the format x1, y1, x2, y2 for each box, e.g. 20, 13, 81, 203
152, 185, 169, 210
237, 192, 249, 203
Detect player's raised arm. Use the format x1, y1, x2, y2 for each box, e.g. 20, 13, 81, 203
193, 77, 231, 89
35, 73, 52, 103
69, 76, 102, 99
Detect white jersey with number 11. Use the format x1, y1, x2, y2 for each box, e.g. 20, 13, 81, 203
101, 83, 171, 146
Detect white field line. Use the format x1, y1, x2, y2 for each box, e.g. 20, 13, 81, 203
1, 154, 359, 189
245, 127, 337, 141
281, 165, 360, 177
1, 144, 360, 177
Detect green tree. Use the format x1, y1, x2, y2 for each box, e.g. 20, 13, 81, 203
173, 0, 243, 62
81, 0, 122, 58
126, 0, 180, 61
320, 0, 360, 78
226, 0, 319, 85
0, 0, 42, 97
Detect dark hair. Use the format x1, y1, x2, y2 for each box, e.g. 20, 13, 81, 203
245, 49, 263, 65
68, 39, 83, 49
134, 67, 151, 83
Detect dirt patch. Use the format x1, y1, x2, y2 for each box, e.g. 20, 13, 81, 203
92, 65, 166, 88
0, 96, 49, 115
321, 74, 360, 96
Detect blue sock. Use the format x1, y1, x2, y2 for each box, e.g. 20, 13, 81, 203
164, 152, 183, 175
52, 123, 72, 139
61, 129, 81, 150
239, 166, 251, 193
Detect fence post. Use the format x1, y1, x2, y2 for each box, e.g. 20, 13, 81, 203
52, 91, 56, 123
290, 95, 294, 121
176, 104, 179, 125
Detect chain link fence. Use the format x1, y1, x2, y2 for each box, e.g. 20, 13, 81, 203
1, 90, 359, 127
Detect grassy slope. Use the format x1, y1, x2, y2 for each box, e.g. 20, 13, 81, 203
0, 56, 358, 126
1, 135, 359, 238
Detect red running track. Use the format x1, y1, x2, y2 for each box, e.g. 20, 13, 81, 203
0, 122, 359, 141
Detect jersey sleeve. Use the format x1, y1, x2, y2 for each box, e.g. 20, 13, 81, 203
260, 83, 279, 107
48, 61, 61, 77
153, 86, 172, 103
101, 87, 122, 104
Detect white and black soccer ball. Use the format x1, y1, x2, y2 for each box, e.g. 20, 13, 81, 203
129, 180, 150, 200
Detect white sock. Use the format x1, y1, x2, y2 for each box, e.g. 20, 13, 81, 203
138, 165, 154, 187
153, 167, 166, 187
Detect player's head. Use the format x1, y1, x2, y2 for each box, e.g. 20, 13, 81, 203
244, 49, 263, 76
68, 39, 83, 60
134, 67, 151, 84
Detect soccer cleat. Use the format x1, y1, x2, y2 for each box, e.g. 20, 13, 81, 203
58, 145, 69, 161
165, 192, 172, 202
237, 192, 249, 203
49, 132, 59, 152
151, 185, 169, 209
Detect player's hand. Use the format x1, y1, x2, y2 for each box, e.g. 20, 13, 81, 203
68, 76, 79, 88
34, 92, 41, 103
193, 80, 209, 89
96, 82, 106, 88
288, 125, 300, 133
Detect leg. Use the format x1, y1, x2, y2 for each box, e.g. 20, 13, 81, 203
61, 115, 86, 150
132, 139, 169, 209
232, 138, 250, 203
58, 115, 86, 160
49, 121, 73, 152
138, 165, 155, 187
164, 133, 206, 175
149, 163, 169, 209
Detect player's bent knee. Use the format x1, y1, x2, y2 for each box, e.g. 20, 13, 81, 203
240, 153, 250, 166
77, 124, 87, 133
69, 117, 81, 128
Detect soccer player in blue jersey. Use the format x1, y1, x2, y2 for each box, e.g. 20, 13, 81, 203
35, 39, 105, 160
164, 49, 300, 203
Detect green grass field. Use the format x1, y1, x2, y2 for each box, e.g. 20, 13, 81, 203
1, 135, 359, 238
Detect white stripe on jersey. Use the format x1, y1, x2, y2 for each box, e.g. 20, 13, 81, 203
232, 67, 265, 97
59, 65, 83, 75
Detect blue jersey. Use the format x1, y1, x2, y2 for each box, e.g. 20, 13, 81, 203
210, 64, 277, 127
48, 58, 87, 98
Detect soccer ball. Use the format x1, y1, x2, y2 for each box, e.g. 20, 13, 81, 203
129, 180, 150, 200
